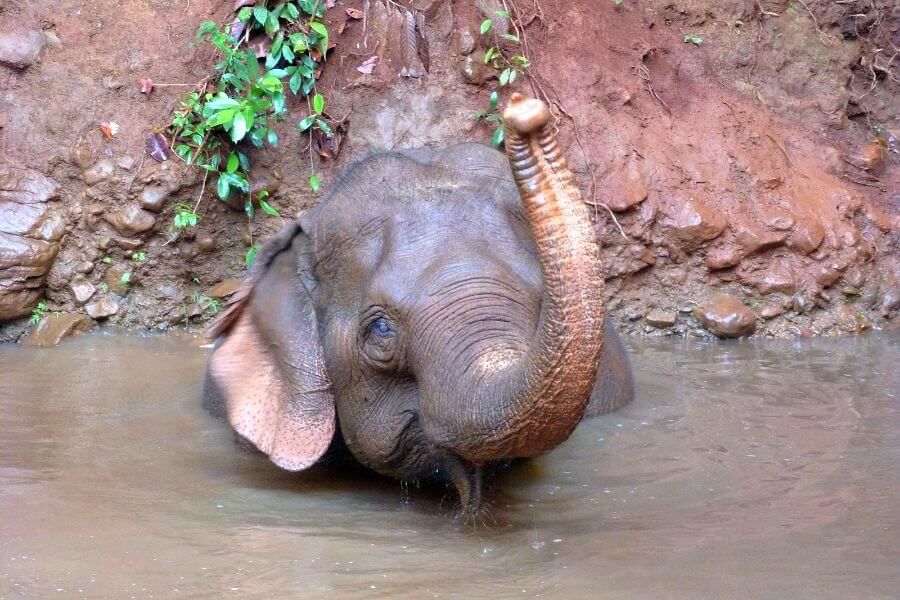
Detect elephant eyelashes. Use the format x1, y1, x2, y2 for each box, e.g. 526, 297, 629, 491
360, 311, 399, 369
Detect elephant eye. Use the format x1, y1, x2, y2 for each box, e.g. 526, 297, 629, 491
369, 317, 396, 337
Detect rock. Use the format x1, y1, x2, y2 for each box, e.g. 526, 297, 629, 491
104, 205, 156, 236
75, 261, 94, 274
734, 220, 786, 256
111, 236, 143, 251
101, 76, 123, 90
645, 309, 677, 328
844, 142, 885, 173
0, 165, 58, 204
85, 296, 119, 319
814, 264, 842, 287
457, 29, 476, 55
117, 155, 136, 170
205, 278, 243, 298
836, 304, 869, 333
787, 216, 825, 255
601, 157, 648, 212
196, 233, 216, 252
462, 52, 485, 84
71, 144, 94, 170
760, 305, 784, 319
706, 245, 742, 270
103, 267, 131, 296
663, 196, 726, 251
758, 260, 796, 295
139, 186, 169, 212
694, 294, 756, 338
22, 312, 93, 347
0, 201, 65, 240
0, 31, 46, 70
69, 276, 96, 304
82, 160, 116, 185
81, 159, 116, 185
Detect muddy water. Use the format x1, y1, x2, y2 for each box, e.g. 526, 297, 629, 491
1, 334, 897, 599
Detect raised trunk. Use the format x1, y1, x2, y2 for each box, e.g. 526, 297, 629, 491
443, 94, 606, 464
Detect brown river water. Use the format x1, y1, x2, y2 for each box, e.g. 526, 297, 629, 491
1, 333, 898, 599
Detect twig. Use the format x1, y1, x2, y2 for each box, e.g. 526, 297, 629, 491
637, 63, 671, 114
126, 153, 146, 191
796, 0, 831, 46
193, 169, 209, 213
765, 133, 793, 166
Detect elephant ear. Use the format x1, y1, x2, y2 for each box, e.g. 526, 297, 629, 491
206, 220, 334, 471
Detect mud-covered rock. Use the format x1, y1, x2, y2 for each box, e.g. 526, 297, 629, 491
104, 205, 156, 236
663, 197, 726, 251
0, 31, 45, 70
757, 260, 797, 295
69, 276, 96, 304
103, 267, 131, 296
85, 295, 119, 319
22, 312, 92, 347
82, 160, 116, 186
645, 309, 677, 328
694, 294, 757, 338
0, 165, 58, 204
205, 279, 242, 298
139, 186, 170, 213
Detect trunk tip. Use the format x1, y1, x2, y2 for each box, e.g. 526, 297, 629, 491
503, 93, 551, 134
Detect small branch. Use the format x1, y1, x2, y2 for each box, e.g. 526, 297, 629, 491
193, 169, 209, 213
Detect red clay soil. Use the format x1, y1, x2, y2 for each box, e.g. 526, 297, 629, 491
0, 0, 896, 343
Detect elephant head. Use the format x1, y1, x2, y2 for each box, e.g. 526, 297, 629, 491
204, 94, 633, 514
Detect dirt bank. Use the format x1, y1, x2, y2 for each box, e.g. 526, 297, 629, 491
0, 0, 897, 344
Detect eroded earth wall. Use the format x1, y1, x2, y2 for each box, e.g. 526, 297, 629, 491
0, 0, 896, 344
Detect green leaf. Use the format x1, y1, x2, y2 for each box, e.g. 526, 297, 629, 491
490, 125, 505, 148
253, 6, 268, 25
244, 199, 254, 219
297, 115, 316, 131
259, 199, 281, 217
120, 271, 132, 286
499, 68, 510, 86
309, 21, 328, 39
238, 7, 253, 22
267, 129, 278, 147
265, 13, 279, 36
484, 47, 496, 64
283, 3, 300, 20
217, 175, 230, 199
500, 33, 519, 42
282, 44, 295, 63
289, 72, 302, 94
205, 94, 241, 111
509, 69, 517, 83
313, 93, 325, 115
206, 108, 236, 127
238, 152, 251, 172
226, 152, 239, 174
316, 119, 332, 134
495, 9, 510, 17
309, 174, 321, 192
480, 19, 492, 35
474, 109, 487, 119
245, 244, 261, 269
489, 90, 499, 111
231, 111, 248, 142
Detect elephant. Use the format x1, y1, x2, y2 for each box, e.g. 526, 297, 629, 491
203, 94, 634, 516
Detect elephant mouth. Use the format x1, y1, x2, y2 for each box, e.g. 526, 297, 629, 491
441, 452, 484, 519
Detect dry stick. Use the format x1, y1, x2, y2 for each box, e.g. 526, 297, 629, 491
193, 169, 209, 214
796, 0, 831, 46
765, 133, 793, 167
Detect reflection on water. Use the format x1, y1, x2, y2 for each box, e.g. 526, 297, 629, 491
0, 333, 897, 599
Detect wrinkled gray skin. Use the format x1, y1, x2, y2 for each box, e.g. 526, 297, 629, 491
204, 140, 633, 516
